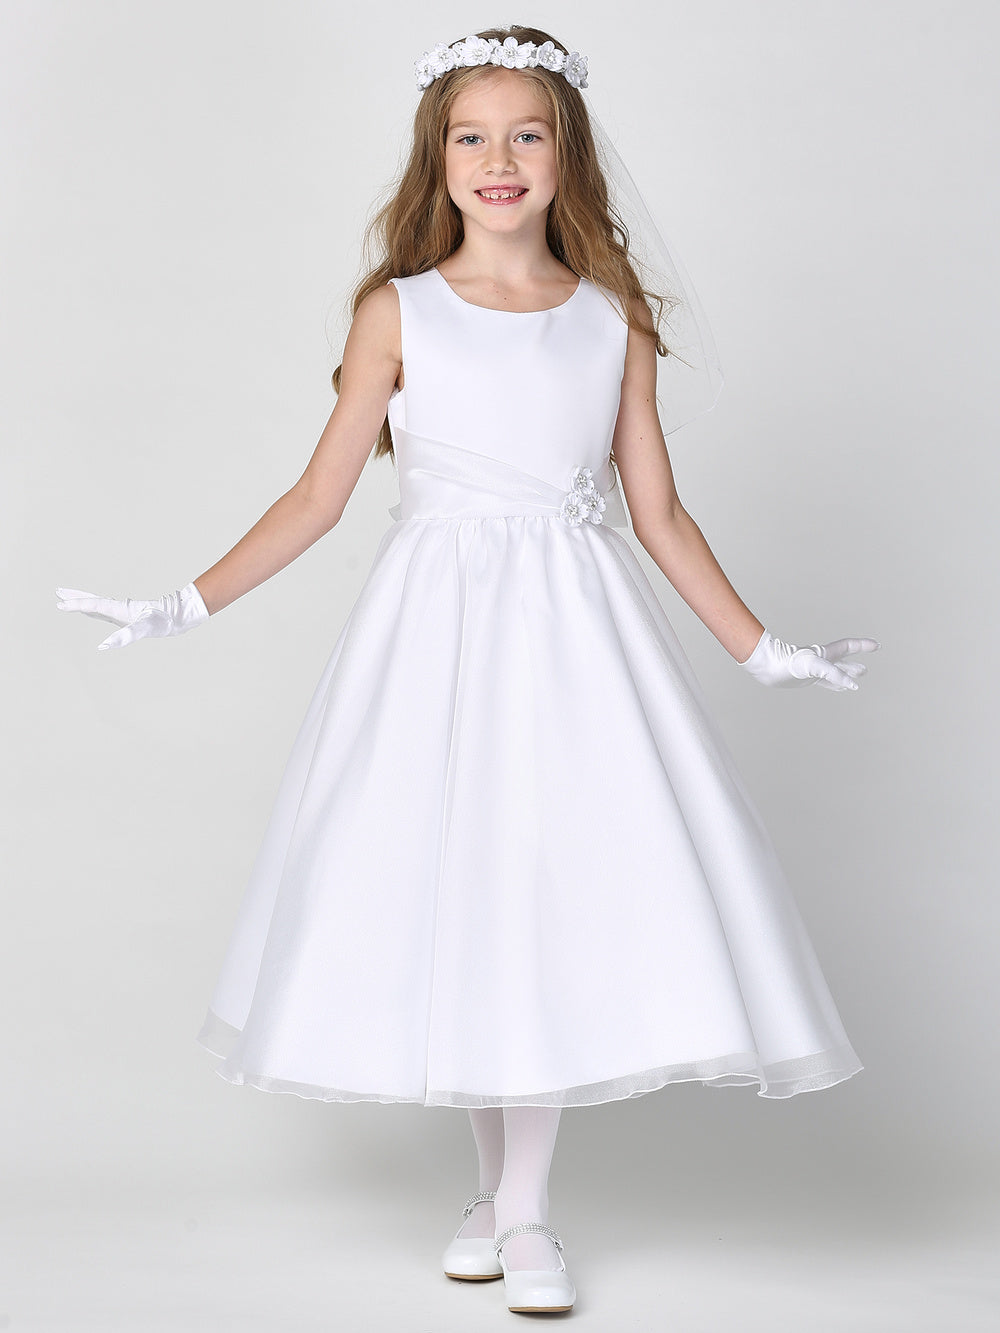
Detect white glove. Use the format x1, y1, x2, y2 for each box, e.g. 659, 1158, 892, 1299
55, 581, 210, 651
739, 630, 879, 692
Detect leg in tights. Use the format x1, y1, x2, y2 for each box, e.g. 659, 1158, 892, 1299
456, 1108, 504, 1240
493, 1106, 563, 1271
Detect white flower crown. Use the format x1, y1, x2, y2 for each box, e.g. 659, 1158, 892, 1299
414, 35, 589, 91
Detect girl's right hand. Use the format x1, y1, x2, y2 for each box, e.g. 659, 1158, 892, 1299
54, 582, 210, 651
739, 631, 880, 692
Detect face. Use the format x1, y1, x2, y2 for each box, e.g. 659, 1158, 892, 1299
444, 69, 558, 238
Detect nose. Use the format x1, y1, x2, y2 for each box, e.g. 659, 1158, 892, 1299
483, 143, 516, 175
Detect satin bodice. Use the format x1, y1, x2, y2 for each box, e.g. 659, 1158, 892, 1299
385, 268, 630, 526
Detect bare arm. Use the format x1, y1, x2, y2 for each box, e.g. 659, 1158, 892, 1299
612, 300, 765, 663
193, 283, 402, 615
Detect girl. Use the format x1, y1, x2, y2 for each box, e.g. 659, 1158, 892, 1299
56, 24, 878, 1316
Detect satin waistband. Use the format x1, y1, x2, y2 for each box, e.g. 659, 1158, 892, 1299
387, 427, 629, 529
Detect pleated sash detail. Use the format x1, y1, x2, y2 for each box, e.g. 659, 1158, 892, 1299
387, 426, 629, 529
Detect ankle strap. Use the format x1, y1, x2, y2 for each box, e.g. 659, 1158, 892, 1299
494, 1222, 564, 1256
462, 1189, 497, 1218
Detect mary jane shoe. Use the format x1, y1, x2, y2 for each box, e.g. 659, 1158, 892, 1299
494, 1222, 576, 1313
442, 1190, 503, 1280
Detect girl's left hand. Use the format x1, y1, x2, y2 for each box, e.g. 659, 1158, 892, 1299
739, 631, 880, 692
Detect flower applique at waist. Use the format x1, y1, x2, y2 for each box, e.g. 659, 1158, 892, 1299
559, 467, 607, 526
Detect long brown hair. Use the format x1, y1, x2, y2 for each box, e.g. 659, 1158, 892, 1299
333, 24, 673, 461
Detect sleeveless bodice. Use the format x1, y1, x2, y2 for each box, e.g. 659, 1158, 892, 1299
386, 268, 630, 526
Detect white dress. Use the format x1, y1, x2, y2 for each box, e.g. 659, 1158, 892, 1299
196, 267, 863, 1106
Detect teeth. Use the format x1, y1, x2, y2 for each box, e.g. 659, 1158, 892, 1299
478, 189, 525, 200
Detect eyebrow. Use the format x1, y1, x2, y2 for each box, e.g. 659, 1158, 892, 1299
449, 118, 550, 131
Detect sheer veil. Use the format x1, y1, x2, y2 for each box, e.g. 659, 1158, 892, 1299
585, 96, 725, 438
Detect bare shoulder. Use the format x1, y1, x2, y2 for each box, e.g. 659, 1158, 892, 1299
621, 292, 657, 388
358, 280, 400, 318
350, 282, 400, 342
343, 282, 401, 370
625, 291, 657, 335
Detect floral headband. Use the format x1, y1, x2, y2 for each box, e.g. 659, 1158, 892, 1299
414, 35, 589, 91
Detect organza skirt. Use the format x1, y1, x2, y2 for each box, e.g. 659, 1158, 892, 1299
197, 445, 862, 1106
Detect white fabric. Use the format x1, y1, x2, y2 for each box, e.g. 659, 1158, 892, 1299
196, 267, 863, 1105
466, 1109, 504, 1223
54, 581, 208, 650
493, 1107, 563, 1271
740, 629, 879, 691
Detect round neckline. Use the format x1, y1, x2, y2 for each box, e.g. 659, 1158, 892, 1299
432, 266, 584, 315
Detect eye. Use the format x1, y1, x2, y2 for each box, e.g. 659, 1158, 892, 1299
456, 134, 482, 146
517, 132, 541, 144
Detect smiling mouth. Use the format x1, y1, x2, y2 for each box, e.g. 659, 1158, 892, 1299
475, 187, 528, 203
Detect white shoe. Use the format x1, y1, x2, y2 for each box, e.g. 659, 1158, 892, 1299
494, 1222, 576, 1313
442, 1190, 503, 1280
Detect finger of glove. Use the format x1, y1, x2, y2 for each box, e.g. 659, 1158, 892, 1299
838, 661, 868, 680
787, 649, 825, 681
97, 626, 139, 651
55, 587, 104, 602
822, 637, 881, 662
66, 608, 133, 627
809, 658, 860, 690
78, 608, 135, 626
96, 609, 161, 650
55, 589, 109, 612
55, 592, 129, 623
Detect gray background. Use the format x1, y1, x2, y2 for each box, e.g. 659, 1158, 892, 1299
3, 1, 998, 1328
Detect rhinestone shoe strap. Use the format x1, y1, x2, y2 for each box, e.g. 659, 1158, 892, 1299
462, 1189, 497, 1219
494, 1222, 564, 1256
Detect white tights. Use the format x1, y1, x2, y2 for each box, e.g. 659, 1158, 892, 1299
457, 1106, 563, 1271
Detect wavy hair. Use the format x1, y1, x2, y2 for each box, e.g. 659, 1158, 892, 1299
333, 24, 673, 461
